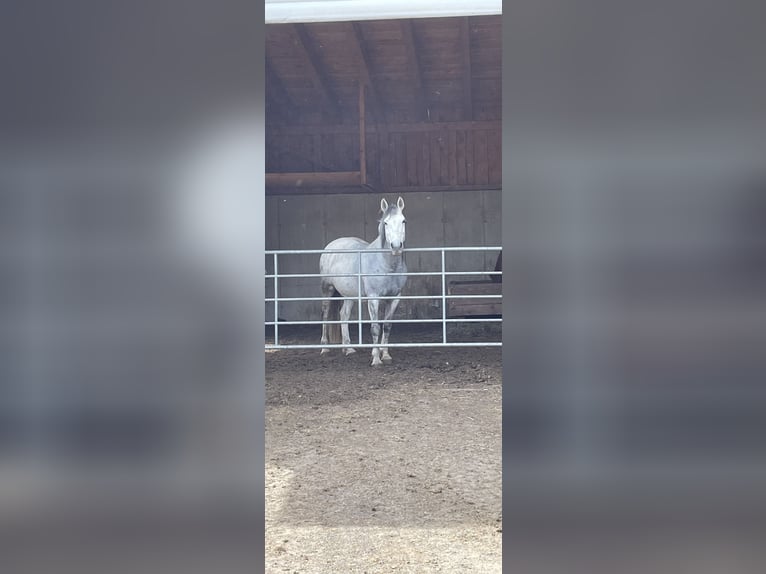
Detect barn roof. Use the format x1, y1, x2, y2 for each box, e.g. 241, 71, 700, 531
265, 16, 502, 126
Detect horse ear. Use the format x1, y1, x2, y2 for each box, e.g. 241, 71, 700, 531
380, 198, 388, 212
397, 196, 405, 210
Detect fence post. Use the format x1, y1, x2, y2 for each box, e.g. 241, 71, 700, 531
441, 249, 447, 344
273, 252, 279, 346
358, 249, 363, 346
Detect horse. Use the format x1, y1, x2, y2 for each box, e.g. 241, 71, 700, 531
319, 197, 407, 366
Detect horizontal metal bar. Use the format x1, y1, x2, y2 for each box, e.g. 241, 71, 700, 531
266, 270, 502, 279
265, 293, 502, 303
266, 342, 502, 349
265, 294, 439, 302
266, 246, 501, 255
265, 317, 503, 326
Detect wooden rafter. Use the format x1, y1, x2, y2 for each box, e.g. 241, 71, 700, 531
400, 19, 428, 121
350, 22, 383, 123
359, 82, 367, 186
265, 54, 297, 122
293, 23, 342, 121
461, 17, 474, 121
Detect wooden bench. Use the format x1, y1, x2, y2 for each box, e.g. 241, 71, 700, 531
447, 280, 502, 317
446, 253, 502, 318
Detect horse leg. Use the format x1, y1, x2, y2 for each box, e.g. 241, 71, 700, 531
319, 283, 335, 355
340, 299, 356, 355
367, 298, 382, 366
380, 298, 401, 362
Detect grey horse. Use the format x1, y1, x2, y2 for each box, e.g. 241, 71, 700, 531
319, 197, 407, 366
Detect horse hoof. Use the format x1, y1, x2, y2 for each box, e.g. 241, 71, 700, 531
320, 348, 330, 355
381, 354, 392, 363
344, 348, 356, 356
371, 359, 383, 367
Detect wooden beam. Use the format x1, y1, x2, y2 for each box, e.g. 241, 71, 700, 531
461, 17, 474, 121
388, 184, 501, 193
293, 24, 342, 121
265, 142, 338, 173
265, 183, 378, 196
400, 20, 428, 121
359, 82, 367, 186
268, 120, 500, 136
265, 181, 495, 196
350, 22, 384, 123
266, 171, 361, 188
265, 55, 298, 122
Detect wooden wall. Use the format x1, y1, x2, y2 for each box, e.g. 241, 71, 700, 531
266, 120, 501, 193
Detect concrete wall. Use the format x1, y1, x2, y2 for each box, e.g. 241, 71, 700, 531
266, 190, 501, 322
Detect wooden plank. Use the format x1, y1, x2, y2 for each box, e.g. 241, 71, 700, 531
449, 281, 503, 295
312, 134, 322, 171
448, 129, 457, 186
475, 130, 489, 185
456, 130, 466, 185
395, 133, 407, 187
266, 171, 361, 188
339, 133, 357, 171
448, 299, 503, 318
447, 281, 502, 317
420, 131, 430, 187
440, 129, 449, 186
320, 133, 333, 170
388, 184, 501, 193
430, 131, 441, 185
365, 127, 378, 186
406, 133, 418, 186
268, 120, 500, 136
388, 133, 397, 186
378, 128, 389, 190
268, 183, 502, 196
299, 138, 313, 171
266, 185, 375, 196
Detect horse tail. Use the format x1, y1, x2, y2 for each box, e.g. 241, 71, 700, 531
327, 292, 343, 344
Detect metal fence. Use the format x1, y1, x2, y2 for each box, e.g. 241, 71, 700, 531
265, 246, 502, 349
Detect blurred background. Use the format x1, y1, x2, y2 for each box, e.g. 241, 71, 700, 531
0, 2, 265, 572
504, 0, 766, 572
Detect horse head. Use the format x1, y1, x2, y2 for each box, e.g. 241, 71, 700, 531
380, 196, 406, 255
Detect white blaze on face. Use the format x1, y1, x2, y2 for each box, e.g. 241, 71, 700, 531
381, 196, 406, 255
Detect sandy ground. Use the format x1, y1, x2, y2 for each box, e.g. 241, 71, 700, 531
265, 325, 502, 573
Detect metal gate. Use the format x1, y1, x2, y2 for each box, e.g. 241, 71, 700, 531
265, 246, 502, 349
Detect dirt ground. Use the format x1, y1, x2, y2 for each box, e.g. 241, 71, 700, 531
265, 324, 502, 573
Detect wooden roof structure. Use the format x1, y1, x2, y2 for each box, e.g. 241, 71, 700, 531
265, 15, 502, 194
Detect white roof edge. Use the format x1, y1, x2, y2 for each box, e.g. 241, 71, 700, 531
265, 0, 502, 24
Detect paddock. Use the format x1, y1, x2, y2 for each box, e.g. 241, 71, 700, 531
265, 323, 502, 573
